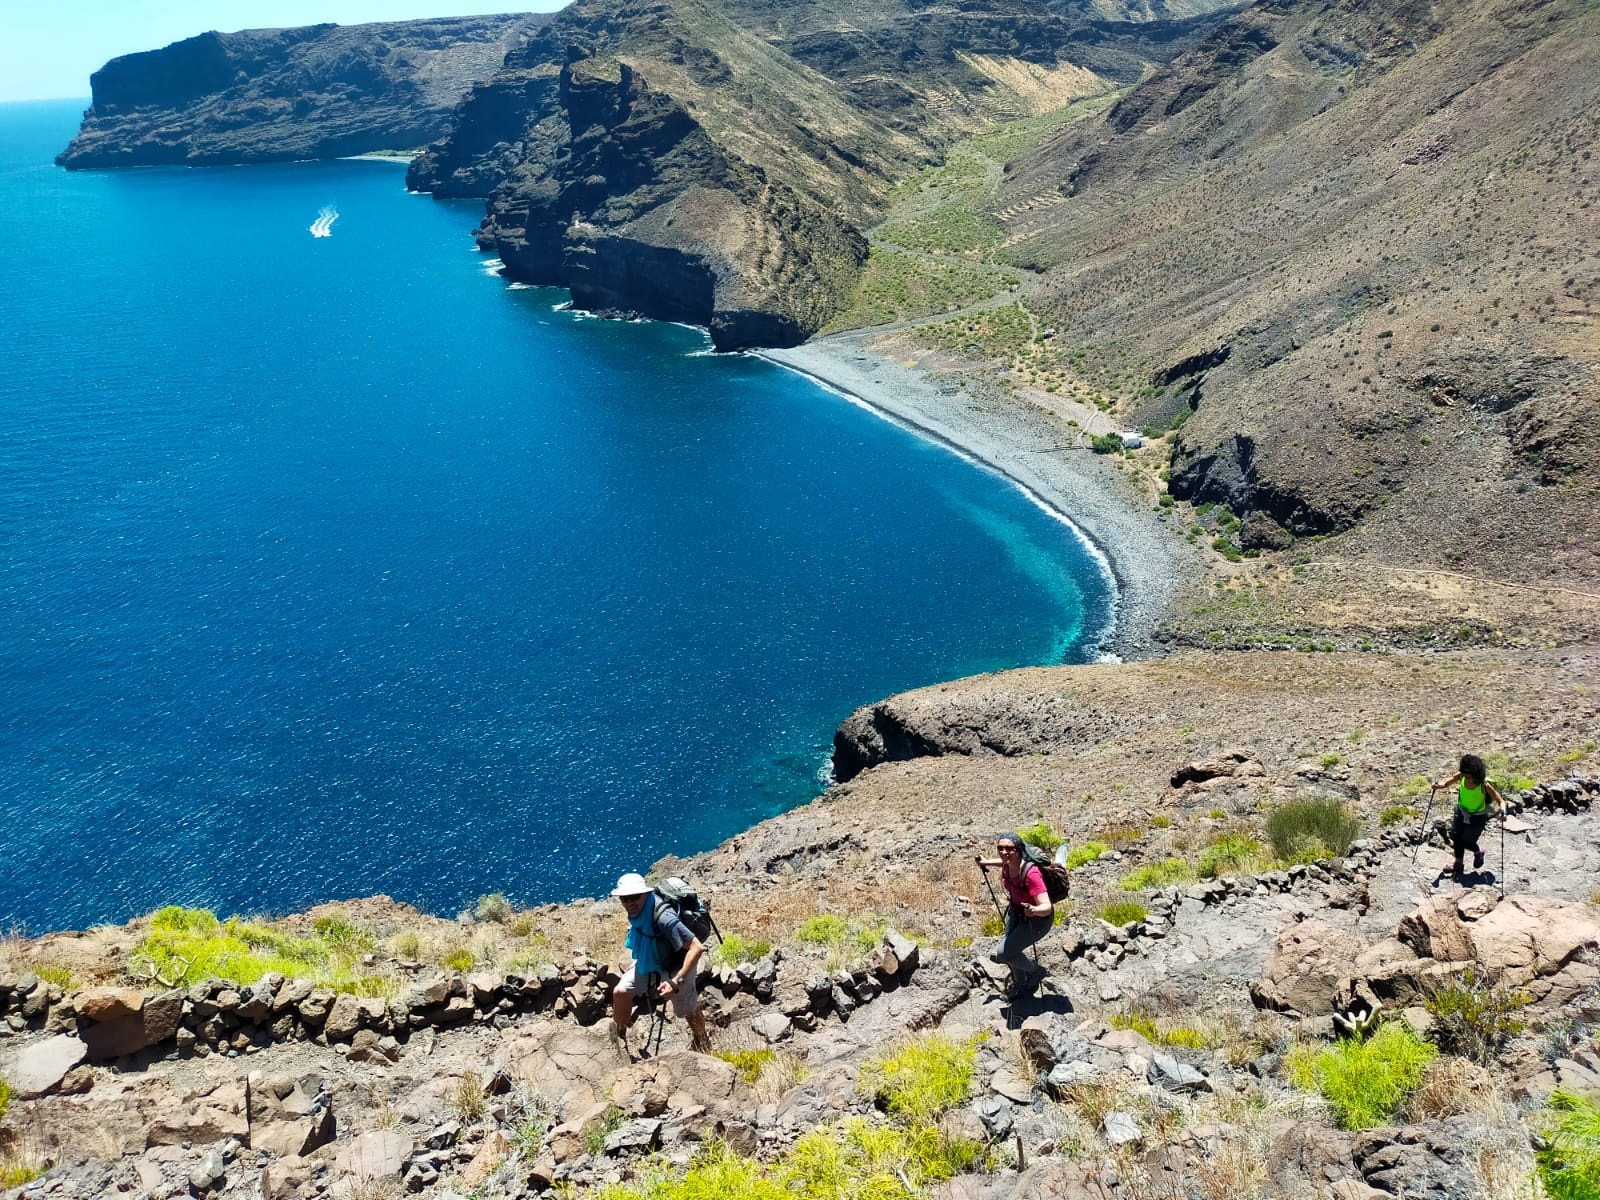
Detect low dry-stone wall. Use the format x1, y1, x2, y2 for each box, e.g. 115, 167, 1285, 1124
966, 774, 1598, 993
0, 934, 921, 1098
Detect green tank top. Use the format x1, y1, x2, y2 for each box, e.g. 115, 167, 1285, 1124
1458, 782, 1487, 813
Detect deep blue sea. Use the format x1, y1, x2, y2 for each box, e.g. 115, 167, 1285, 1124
0, 99, 1112, 933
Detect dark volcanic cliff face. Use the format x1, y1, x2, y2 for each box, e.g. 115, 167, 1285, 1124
408, 0, 1240, 348
58, 16, 549, 169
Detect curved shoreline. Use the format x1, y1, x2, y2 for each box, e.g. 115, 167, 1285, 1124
758, 331, 1198, 658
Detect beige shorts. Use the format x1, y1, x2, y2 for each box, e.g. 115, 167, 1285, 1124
616, 960, 699, 1018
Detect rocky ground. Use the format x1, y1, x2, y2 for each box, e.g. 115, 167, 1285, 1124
5, 649, 1599, 1199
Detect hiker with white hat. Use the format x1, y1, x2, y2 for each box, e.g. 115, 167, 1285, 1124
608, 872, 710, 1056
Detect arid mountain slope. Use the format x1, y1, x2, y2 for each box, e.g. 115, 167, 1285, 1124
57, 16, 549, 169
995, 0, 1600, 585
409, 0, 1242, 347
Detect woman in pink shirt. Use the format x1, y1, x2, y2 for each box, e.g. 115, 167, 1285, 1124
975, 832, 1053, 994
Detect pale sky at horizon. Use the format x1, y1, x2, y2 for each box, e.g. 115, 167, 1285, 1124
0, 1, 569, 104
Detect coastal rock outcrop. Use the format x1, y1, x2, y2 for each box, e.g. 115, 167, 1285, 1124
57, 16, 548, 169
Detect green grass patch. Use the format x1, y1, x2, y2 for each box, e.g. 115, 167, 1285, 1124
1287, 1022, 1437, 1129
715, 1048, 777, 1085
914, 302, 1038, 365
711, 934, 772, 968
0, 1160, 43, 1190
131, 905, 394, 993
979, 912, 1004, 937
1109, 1012, 1158, 1041
1540, 1089, 1600, 1200
1389, 774, 1432, 800
1066, 841, 1109, 869
1198, 834, 1262, 879
859, 1034, 982, 1125
1265, 798, 1360, 864
1017, 822, 1064, 854
1379, 804, 1421, 828
1098, 900, 1148, 927
0, 1077, 11, 1122
1557, 740, 1597, 767
597, 1118, 984, 1200
794, 913, 887, 969
1119, 858, 1193, 891
825, 247, 1019, 332
33, 964, 76, 990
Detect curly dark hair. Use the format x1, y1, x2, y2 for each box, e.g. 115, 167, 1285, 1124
1459, 753, 1487, 785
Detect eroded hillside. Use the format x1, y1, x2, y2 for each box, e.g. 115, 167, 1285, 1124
993, 0, 1600, 586
407, 0, 1240, 347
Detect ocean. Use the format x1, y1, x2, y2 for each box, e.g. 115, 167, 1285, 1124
0, 99, 1112, 932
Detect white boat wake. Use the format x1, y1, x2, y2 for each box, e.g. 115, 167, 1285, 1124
308, 206, 338, 238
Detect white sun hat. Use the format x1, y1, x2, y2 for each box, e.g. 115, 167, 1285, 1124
611, 873, 651, 897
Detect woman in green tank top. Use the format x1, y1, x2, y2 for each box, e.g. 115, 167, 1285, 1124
1433, 753, 1503, 881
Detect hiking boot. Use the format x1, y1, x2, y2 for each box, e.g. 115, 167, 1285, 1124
1473, 848, 1486, 870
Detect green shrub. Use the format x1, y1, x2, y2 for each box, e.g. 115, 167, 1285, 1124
715, 1048, 777, 1084
1119, 858, 1193, 891
1484, 751, 1538, 794
1066, 841, 1109, 869
1099, 900, 1148, 927
859, 1034, 981, 1125
1540, 1089, 1600, 1200
979, 912, 1004, 937
1424, 971, 1529, 1065
1287, 1022, 1438, 1129
0, 1077, 11, 1122
1198, 834, 1262, 879
441, 947, 476, 973
712, 935, 773, 968
1090, 432, 1123, 454
1017, 822, 1064, 854
474, 892, 512, 924
1265, 798, 1360, 863
1379, 804, 1420, 828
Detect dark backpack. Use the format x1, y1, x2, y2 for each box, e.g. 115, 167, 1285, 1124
1021, 843, 1071, 904
650, 877, 719, 972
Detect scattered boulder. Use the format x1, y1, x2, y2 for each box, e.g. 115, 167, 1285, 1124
1103, 1111, 1141, 1146
1467, 894, 1600, 992
248, 1073, 335, 1158
148, 1079, 249, 1146
7, 1033, 88, 1097
1251, 920, 1364, 1015
338, 1129, 412, 1182
1148, 1053, 1210, 1094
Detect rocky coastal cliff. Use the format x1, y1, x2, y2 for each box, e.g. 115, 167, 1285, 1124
56, 16, 550, 169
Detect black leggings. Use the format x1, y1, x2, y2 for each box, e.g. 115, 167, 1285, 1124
992, 904, 1052, 969
1452, 807, 1489, 855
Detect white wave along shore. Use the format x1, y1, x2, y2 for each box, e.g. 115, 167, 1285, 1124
308, 206, 338, 238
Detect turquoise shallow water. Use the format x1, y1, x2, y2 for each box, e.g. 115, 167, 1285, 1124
0, 100, 1113, 932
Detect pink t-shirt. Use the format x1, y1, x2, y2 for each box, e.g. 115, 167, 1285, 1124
1003, 862, 1047, 907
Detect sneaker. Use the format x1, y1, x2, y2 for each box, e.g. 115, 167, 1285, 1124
1473, 848, 1486, 870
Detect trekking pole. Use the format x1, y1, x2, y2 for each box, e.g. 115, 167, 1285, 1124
1411, 785, 1438, 863
977, 861, 1005, 923
643, 973, 666, 1057
1499, 808, 1506, 899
